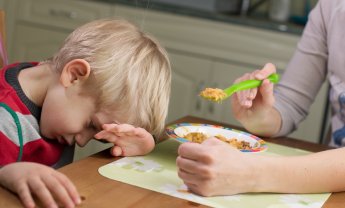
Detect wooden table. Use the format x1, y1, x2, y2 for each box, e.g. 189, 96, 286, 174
1, 115, 344, 208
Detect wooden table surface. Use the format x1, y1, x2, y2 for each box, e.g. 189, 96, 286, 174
1, 115, 344, 208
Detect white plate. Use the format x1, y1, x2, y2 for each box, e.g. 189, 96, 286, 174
166, 123, 267, 152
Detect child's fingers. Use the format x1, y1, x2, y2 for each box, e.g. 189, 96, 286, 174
102, 124, 137, 137
55, 172, 81, 205
103, 123, 134, 132
42, 175, 75, 208
16, 184, 35, 208
28, 178, 57, 208
110, 146, 123, 156
94, 131, 119, 143
124, 127, 147, 137
103, 124, 147, 137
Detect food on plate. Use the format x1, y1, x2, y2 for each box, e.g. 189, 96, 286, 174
215, 135, 251, 150
184, 132, 251, 150
199, 88, 227, 102
184, 132, 208, 143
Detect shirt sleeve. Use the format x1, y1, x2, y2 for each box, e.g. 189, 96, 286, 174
273, 0, 330, 137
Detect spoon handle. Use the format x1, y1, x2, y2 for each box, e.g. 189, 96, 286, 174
223, 73, 280, 97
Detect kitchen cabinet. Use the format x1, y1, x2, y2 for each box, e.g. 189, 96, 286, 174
9, 0, 112, 63
167, 52, 212, 123
12, 25, 68, 62
112, 4, 328, 143
167, 54, 253, 127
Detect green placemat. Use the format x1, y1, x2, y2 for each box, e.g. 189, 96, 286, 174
99, 139, 330, 208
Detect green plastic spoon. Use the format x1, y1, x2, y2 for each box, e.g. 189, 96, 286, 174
200, 73, 280, 102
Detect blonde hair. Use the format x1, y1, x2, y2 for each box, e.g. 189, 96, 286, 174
51, 19, 171, 137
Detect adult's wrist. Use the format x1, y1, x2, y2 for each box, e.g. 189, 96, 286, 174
249, 155, 280, 192
242, 107, 281, 137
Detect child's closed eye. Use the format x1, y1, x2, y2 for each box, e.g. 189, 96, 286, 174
88, 120, 98, 131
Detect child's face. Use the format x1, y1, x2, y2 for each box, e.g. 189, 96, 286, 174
40, 85, 116, 146
38, 59, 123, 147
39, 88, 121, 147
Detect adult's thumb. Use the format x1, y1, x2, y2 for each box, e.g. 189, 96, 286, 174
201, 137, 223, 146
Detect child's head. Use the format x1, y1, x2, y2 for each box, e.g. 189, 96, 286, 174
47, 19, 171, 138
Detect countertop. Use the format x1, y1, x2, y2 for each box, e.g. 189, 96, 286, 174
95, 0, 304, 35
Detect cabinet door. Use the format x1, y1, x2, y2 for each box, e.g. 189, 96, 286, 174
10, 0, 112, 62
11, 24, 69, 62
167, 52, 212, 123
16, 0, 112, 31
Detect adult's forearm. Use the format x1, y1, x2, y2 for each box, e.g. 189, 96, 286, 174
253, 148, 345, 193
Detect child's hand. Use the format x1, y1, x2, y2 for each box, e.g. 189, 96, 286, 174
0, 162, 81, 208
176, 137, 256, 196
94, 123, 155, 156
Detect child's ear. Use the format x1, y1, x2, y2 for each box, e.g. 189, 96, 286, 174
60, 59, 91, 87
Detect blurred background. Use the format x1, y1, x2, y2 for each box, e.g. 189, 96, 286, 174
1, 0, 329, 161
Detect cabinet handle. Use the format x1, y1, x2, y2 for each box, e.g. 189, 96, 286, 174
208, 82, 218, 114
196, 99, 201, 111
195, 81, 205, 112
49, 9, 77, 19
208, 102, 214, 114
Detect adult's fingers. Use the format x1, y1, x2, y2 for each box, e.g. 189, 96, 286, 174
176, 156, 201, 175
177, 168, 198, 185
234, 73, 253, 107
178, 142, 217, 164
259, 79, 275, 106
248, 70, 260, 100
201, 137, 223, 146
178, 142, 206, 160
255, 63, 276, 80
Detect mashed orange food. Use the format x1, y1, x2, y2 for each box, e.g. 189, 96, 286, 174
184, 132, 251, 150
199, 88, 227, 102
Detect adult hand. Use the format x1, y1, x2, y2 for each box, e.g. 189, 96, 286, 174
176, 138, 257, 196
0, 162, 81, 208
231, 63, 280, 136
94, 123, 155, 156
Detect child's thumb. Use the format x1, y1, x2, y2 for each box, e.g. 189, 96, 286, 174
110, 146, 124, 156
